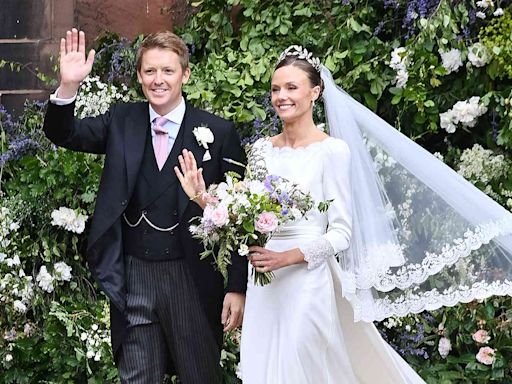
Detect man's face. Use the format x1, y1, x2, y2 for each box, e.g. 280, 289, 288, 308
137, 48, 190, 115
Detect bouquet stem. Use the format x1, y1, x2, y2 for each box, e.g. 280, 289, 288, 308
252, 269, 274, 286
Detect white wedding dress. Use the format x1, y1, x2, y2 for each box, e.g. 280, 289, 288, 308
240, 137, 425, 384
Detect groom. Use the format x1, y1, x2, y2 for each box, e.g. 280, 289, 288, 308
43, 29, 247, 383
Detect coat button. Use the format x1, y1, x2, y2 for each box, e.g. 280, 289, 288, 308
144, 249, 149, 255
173, 210, 178, 216
165, 248, 170, 255
143, 229, 148, 235
121, 200, 127, 206
169, 231, 174, 235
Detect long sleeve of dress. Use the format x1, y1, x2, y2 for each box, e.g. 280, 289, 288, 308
301, 139, 352, 269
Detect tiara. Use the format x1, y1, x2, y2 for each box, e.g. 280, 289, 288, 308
277, 45, 322, 73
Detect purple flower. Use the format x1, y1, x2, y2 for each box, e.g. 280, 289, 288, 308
384, 0, 400, 9
374, 21, 385, 36
0, 136, 41, 166
264, 175, 280, 193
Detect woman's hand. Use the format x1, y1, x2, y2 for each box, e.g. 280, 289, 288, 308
174, 149, 207, 208
248, 246, 305, 272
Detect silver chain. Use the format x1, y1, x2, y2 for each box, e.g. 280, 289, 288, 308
123, 212, 179, 232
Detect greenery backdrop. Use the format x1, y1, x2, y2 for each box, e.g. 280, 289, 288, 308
1, 0, 512, 383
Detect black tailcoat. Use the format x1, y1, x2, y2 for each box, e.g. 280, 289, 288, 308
43, 100, 248, 357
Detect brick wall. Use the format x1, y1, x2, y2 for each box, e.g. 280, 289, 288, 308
0, 0, 187, 116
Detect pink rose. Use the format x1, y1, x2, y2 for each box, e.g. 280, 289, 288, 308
211, 204, 229, 227
476, 346, 496, 365
472, 329, 491, 344
255, 212, 278, 233
203, 204, 229, 227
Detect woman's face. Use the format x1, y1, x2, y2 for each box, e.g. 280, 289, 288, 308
271, 65, 320, 124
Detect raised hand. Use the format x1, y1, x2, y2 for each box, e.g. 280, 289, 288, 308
174, 149, 207, 208
58, 28, 96, 98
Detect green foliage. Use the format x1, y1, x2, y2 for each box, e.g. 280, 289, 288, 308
2, 0, 512, 382
480, 9, 512, 80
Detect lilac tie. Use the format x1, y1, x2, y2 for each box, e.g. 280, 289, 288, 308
152, 116, 169, 170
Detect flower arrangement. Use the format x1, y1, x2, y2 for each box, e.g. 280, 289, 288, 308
190, 144, 330, 286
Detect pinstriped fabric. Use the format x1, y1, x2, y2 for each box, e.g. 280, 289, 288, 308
118, 255, 222, 384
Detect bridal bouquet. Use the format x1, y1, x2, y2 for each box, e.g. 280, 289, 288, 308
190, 144, 330, 286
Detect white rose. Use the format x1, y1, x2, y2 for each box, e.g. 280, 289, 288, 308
54, 262, 73, 282
468, 43, 490, 67
440, 49, 463, 74
5, 353, 13, 362
36, 266, 55, 293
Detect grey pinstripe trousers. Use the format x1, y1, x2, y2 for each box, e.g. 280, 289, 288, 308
117, 255, 223, 384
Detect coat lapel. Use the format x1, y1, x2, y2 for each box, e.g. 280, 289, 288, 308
124, 103, 149, 196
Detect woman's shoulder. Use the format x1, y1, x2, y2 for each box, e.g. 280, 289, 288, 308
323, 136, 350, 157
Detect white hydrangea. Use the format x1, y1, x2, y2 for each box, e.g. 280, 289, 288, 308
476, 0, 493, 8
76, 76, 131, 119
51, 207, 88, 234
13, 300, 28, 313
36, 266, 55, 293
439, 97, 488, 133
389, 47, 410, 89
493, 7, 504, 16
81, 323, 111, 362
440, 49, 463, 74
457, 144, 508, 185
476, 11, 486, 19
54, 262, 72, 282
468, 43, 490, 67
5, 255, 21, 267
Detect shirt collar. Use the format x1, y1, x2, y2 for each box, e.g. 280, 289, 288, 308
148, 97, 186, 126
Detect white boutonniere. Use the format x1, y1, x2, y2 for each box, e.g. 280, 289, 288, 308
193, 125, 214, 161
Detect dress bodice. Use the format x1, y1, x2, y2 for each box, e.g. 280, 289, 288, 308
251, 137, 352, 254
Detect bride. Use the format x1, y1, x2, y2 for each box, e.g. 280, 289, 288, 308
239, 46, 426, 383
178, 45, 512, 383
240, 42, 512, 381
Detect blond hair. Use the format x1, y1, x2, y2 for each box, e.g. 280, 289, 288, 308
136, 31, 189, 71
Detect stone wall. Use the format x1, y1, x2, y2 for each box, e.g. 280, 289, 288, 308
0, 0, 74, 115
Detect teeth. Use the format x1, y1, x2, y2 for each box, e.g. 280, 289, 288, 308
279, 104, 293, 110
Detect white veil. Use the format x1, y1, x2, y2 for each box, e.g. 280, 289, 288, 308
321, 66, 512, 322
